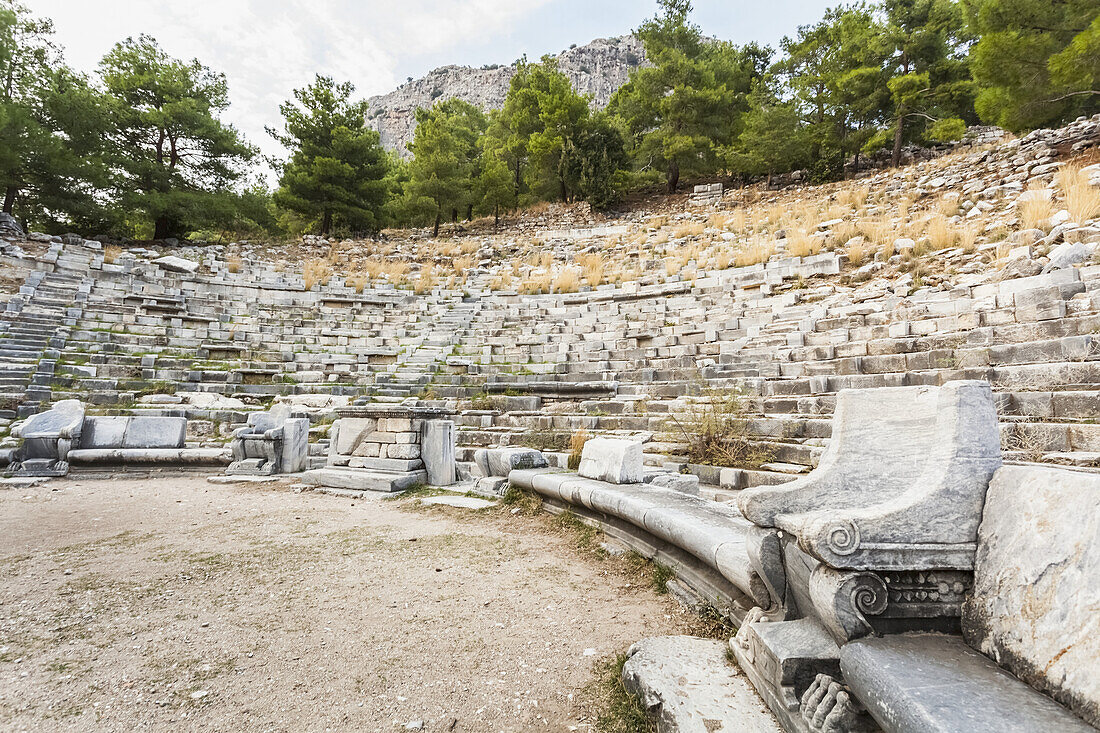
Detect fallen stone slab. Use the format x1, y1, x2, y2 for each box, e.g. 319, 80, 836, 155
419, 495, 495, 510
622, 636, 781, 733
207, 475, 282, 484
153, 255, 199, 274
301, 466, 427, 493
67, 448, 231, 466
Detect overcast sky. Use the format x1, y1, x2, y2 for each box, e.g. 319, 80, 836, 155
30, 0, 827, 175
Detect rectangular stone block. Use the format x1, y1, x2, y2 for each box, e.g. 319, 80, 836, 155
421, 420, 455, 486
386, 443, 420, 460
578, 437, 644, 484
335, 418, 375, 454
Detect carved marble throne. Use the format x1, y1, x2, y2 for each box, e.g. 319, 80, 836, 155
227, 405, 309, 475
7, 399, 85, 477
730, 381, 1002, 733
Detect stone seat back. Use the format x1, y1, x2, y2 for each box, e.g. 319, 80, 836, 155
79, 416, 187, 450
737, 380, 1002, 571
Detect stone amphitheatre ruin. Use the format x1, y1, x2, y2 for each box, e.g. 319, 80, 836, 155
1, 116, 1099, 731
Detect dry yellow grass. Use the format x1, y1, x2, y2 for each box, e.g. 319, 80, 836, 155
489, 270, 514, 291
577, 253, 605, 288
860, 218, 894, 247
553, 268, 580, 294
414, 265, 435, 295
346, 270, 370, 294
520, 270, 552, 295
1019, 186, 1054, 230
728, 209, 748, 234
707, 213, 732, 229
1057, 163, 1100, 223
652, 231, 669, 246
735, 238, 775, 267
958, 221, 982, 252
786, 228, 820, 258
898, 193, 917, 220
935, 195, 961, 217
846, 237, 869, 266
837, 185, 870, 210
648, 215, 669, 229
303, 259, 332, 290
672, 221, 705, 239
882, 237, 897, 260
715, 250, 732, 270
104, 245, 122, 264
924, 214, 956, 252
453, 255, 474, 282
831, 220, 860, 248
226, 254, 242, 273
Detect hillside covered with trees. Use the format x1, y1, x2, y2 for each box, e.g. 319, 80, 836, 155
1, 0, 1097, 239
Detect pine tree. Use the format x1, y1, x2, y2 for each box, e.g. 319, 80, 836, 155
270, 75, 389, 236
100, 35, 254, 240
965, 0, 1099, 130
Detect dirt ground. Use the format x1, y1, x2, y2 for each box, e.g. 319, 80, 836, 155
0, 475, 701, 732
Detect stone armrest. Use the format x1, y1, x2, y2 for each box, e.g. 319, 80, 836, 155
235, 426, 284, 440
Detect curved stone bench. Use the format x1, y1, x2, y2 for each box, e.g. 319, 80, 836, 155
68, 448, 231, 466
509, 468, 770, 615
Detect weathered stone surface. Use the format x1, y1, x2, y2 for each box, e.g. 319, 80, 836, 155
16, 399, 84, 439
648, 472, 700, 495
622, 636, 781, 733
962, 465, 1100, 727
420, 420, 455, 486
120, 417, 187, 449
578, 437, 644, 484
334, 418, 375, 455
475, 447, 548, 477
0, 211, 23, 237
301, 466, 427, 493
841, 634, 1095, 733
420, 495, 494, 509
153, 255, 199, 273
738, 381, 1002, 571
67, 447, 230, 465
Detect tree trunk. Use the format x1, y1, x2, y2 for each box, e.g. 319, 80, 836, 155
560, 177, 568, 202
320, 210, 333, 236
466, 203, 473, 221
154, 215, 171, 241
2, 186, 15, 214
432, 212, 441, 238
891, 110, 906, 168
667, 160, 680, 193
493, 203, 499, 229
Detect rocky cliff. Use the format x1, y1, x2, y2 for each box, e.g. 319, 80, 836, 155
366, 35, 646, 157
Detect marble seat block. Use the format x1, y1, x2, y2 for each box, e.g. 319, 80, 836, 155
841, 634, 1094, 733
577, 437, 644, 484
474, 447, 548, 477
962, 465, 1100, 727
738, 380, 1002, 571
228, 405, 309, 475
7, 399, 85, 477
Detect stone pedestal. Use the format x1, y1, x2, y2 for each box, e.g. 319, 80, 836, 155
302, 403, 452, 493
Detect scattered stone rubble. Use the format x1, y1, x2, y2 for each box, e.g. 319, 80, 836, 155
1, 116, 1099, 732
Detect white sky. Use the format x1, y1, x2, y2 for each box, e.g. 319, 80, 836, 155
29, 0, 828, 177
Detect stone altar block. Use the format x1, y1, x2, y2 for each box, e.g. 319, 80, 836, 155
301, 403, 454, 493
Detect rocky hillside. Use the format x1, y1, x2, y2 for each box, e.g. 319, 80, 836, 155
366, 35, 646, 157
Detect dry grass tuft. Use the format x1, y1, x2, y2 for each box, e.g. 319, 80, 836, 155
577, 253, 605, 288
346, 270, 370, 294
453, 255, 474, 282
925, 214, 956, 251
104, 245, 122, 264
1057, 163, 1100, 223
414, 264, 435, 295
1019, 185, 1054, 230
958, 221, 981, 252
786, 228, 820, 258
226, 253, 242, 273
837, 185, 870, 210
303, 259, 332, 290
846, 237, 869, 266
735, 238, 775, 267
860, 218, 893, 247
553, 267, 580, 294
672, 221, 705, 239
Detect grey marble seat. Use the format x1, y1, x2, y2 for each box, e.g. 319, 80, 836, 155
227, 405, 308, 475
840, 634, 1094, 733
